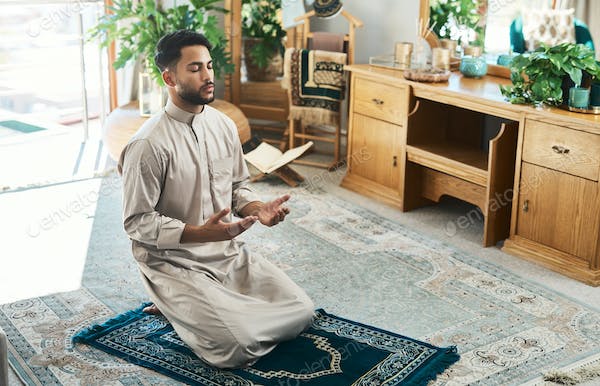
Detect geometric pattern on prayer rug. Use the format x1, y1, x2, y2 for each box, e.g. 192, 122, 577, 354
71, 304, 460, 385
3, 174, 600, 385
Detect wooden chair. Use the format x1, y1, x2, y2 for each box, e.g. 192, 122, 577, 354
284, 8, 363, 170
510, 0, 594, 53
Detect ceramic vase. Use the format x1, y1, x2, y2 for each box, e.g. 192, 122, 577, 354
460, 56, 487, 78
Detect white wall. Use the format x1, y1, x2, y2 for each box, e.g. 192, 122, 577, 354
310, 0, 420, 64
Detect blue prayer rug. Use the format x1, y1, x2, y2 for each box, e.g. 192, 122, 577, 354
72, 304, 459, 385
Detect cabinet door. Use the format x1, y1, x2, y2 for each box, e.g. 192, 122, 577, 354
516, 163, 600, 263
349, 113, 402, 189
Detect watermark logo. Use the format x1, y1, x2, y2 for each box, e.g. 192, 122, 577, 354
26, 0, 91, 38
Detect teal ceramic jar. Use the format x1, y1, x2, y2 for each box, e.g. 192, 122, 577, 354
569, 86, 590, 109
496, 54, 516, 67
460, 56, 488, 78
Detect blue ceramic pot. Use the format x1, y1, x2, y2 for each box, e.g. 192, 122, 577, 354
496, 54, 516, 67
460, 56, 488, 78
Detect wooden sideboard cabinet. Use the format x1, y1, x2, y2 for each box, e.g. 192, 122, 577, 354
342, 66, 519, 247
343, 64, 600, 285
503, 118, 600, 285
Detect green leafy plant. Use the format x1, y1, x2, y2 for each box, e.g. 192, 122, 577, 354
241, 0, 286, 69
88, 0, 234, 85
429, 0, 486, 47
500, 43, 600, 105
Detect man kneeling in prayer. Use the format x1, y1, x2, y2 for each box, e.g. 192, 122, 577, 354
118, 30, 314, 368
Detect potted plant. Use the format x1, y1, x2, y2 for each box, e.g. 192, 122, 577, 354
89, 0, 234, 85
241, 0, 286, 81
500, 42, 600, 106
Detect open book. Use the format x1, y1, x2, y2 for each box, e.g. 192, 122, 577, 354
244, 141, 313, 174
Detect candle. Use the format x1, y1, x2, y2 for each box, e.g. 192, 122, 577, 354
440, 39, 458, 56
431, 48, 450, 70
569, 86, 590, 109
463, 45, 483, 57
590, 83, 600, 107
394, 42, 413, 69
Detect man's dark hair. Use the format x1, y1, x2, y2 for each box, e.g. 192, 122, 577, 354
154, 30, 212, 72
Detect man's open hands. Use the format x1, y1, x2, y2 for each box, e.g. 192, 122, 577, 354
181, 208, 257, 243
180, 195, 292, 244
256, 194, 291, 227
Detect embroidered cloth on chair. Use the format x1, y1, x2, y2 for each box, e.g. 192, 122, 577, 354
283, 48, 347, 126
72, 304, 460, 386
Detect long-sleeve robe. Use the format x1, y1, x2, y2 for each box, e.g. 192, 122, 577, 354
117, 100, 314, 368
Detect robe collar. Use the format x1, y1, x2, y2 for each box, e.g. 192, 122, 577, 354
165, 99, 206, 125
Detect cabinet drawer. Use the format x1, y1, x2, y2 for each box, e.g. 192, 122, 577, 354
352, 76, 407, 125
522, 119, 600, 181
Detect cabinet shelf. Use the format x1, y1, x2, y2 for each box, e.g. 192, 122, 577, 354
406, 142, 488, 186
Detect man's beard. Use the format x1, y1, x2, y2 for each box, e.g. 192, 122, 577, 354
177, 82, 215, 105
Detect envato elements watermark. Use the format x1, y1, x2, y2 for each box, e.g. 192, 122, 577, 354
488, 0, 520, 15
26, 0, 92, 38
444, 150, 574, 237
25, 173, 122, 238
444, 189, 514, 237
299, 146, 373, 191
275, 338, 366, 386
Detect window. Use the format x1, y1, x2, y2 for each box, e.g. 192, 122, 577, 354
484, 0, 528, 54
0, 0, 107, 129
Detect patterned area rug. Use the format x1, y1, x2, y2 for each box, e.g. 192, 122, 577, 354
2, 174, 600, 385
72, 304, 459, 385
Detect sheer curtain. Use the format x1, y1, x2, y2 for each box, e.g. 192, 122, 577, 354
575, 0, 600, 59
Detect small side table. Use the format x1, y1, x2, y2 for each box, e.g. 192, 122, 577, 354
102, 101, 149, 161
102, 100, 252, 161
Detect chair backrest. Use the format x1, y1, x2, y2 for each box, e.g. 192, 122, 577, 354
289, 9, 363, 64
510, 15, 595, 53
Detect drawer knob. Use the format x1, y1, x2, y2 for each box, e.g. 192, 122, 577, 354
523, 200, 529, 213
551, 145, 570, 154
371, 98, 384, 105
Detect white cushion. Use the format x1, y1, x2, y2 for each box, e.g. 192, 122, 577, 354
522, 8, 576, 51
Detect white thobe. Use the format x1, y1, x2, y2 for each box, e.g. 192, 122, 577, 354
117, 100, 314, 368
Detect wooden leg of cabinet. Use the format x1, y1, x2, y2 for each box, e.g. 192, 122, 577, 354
402, 162, 433, 211
483, 121, 518, 247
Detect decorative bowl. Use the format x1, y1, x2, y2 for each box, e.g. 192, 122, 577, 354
460, 56, 488, 78
403, 68, 451, 83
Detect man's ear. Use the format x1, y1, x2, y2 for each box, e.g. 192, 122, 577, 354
162, 70, 176, 87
